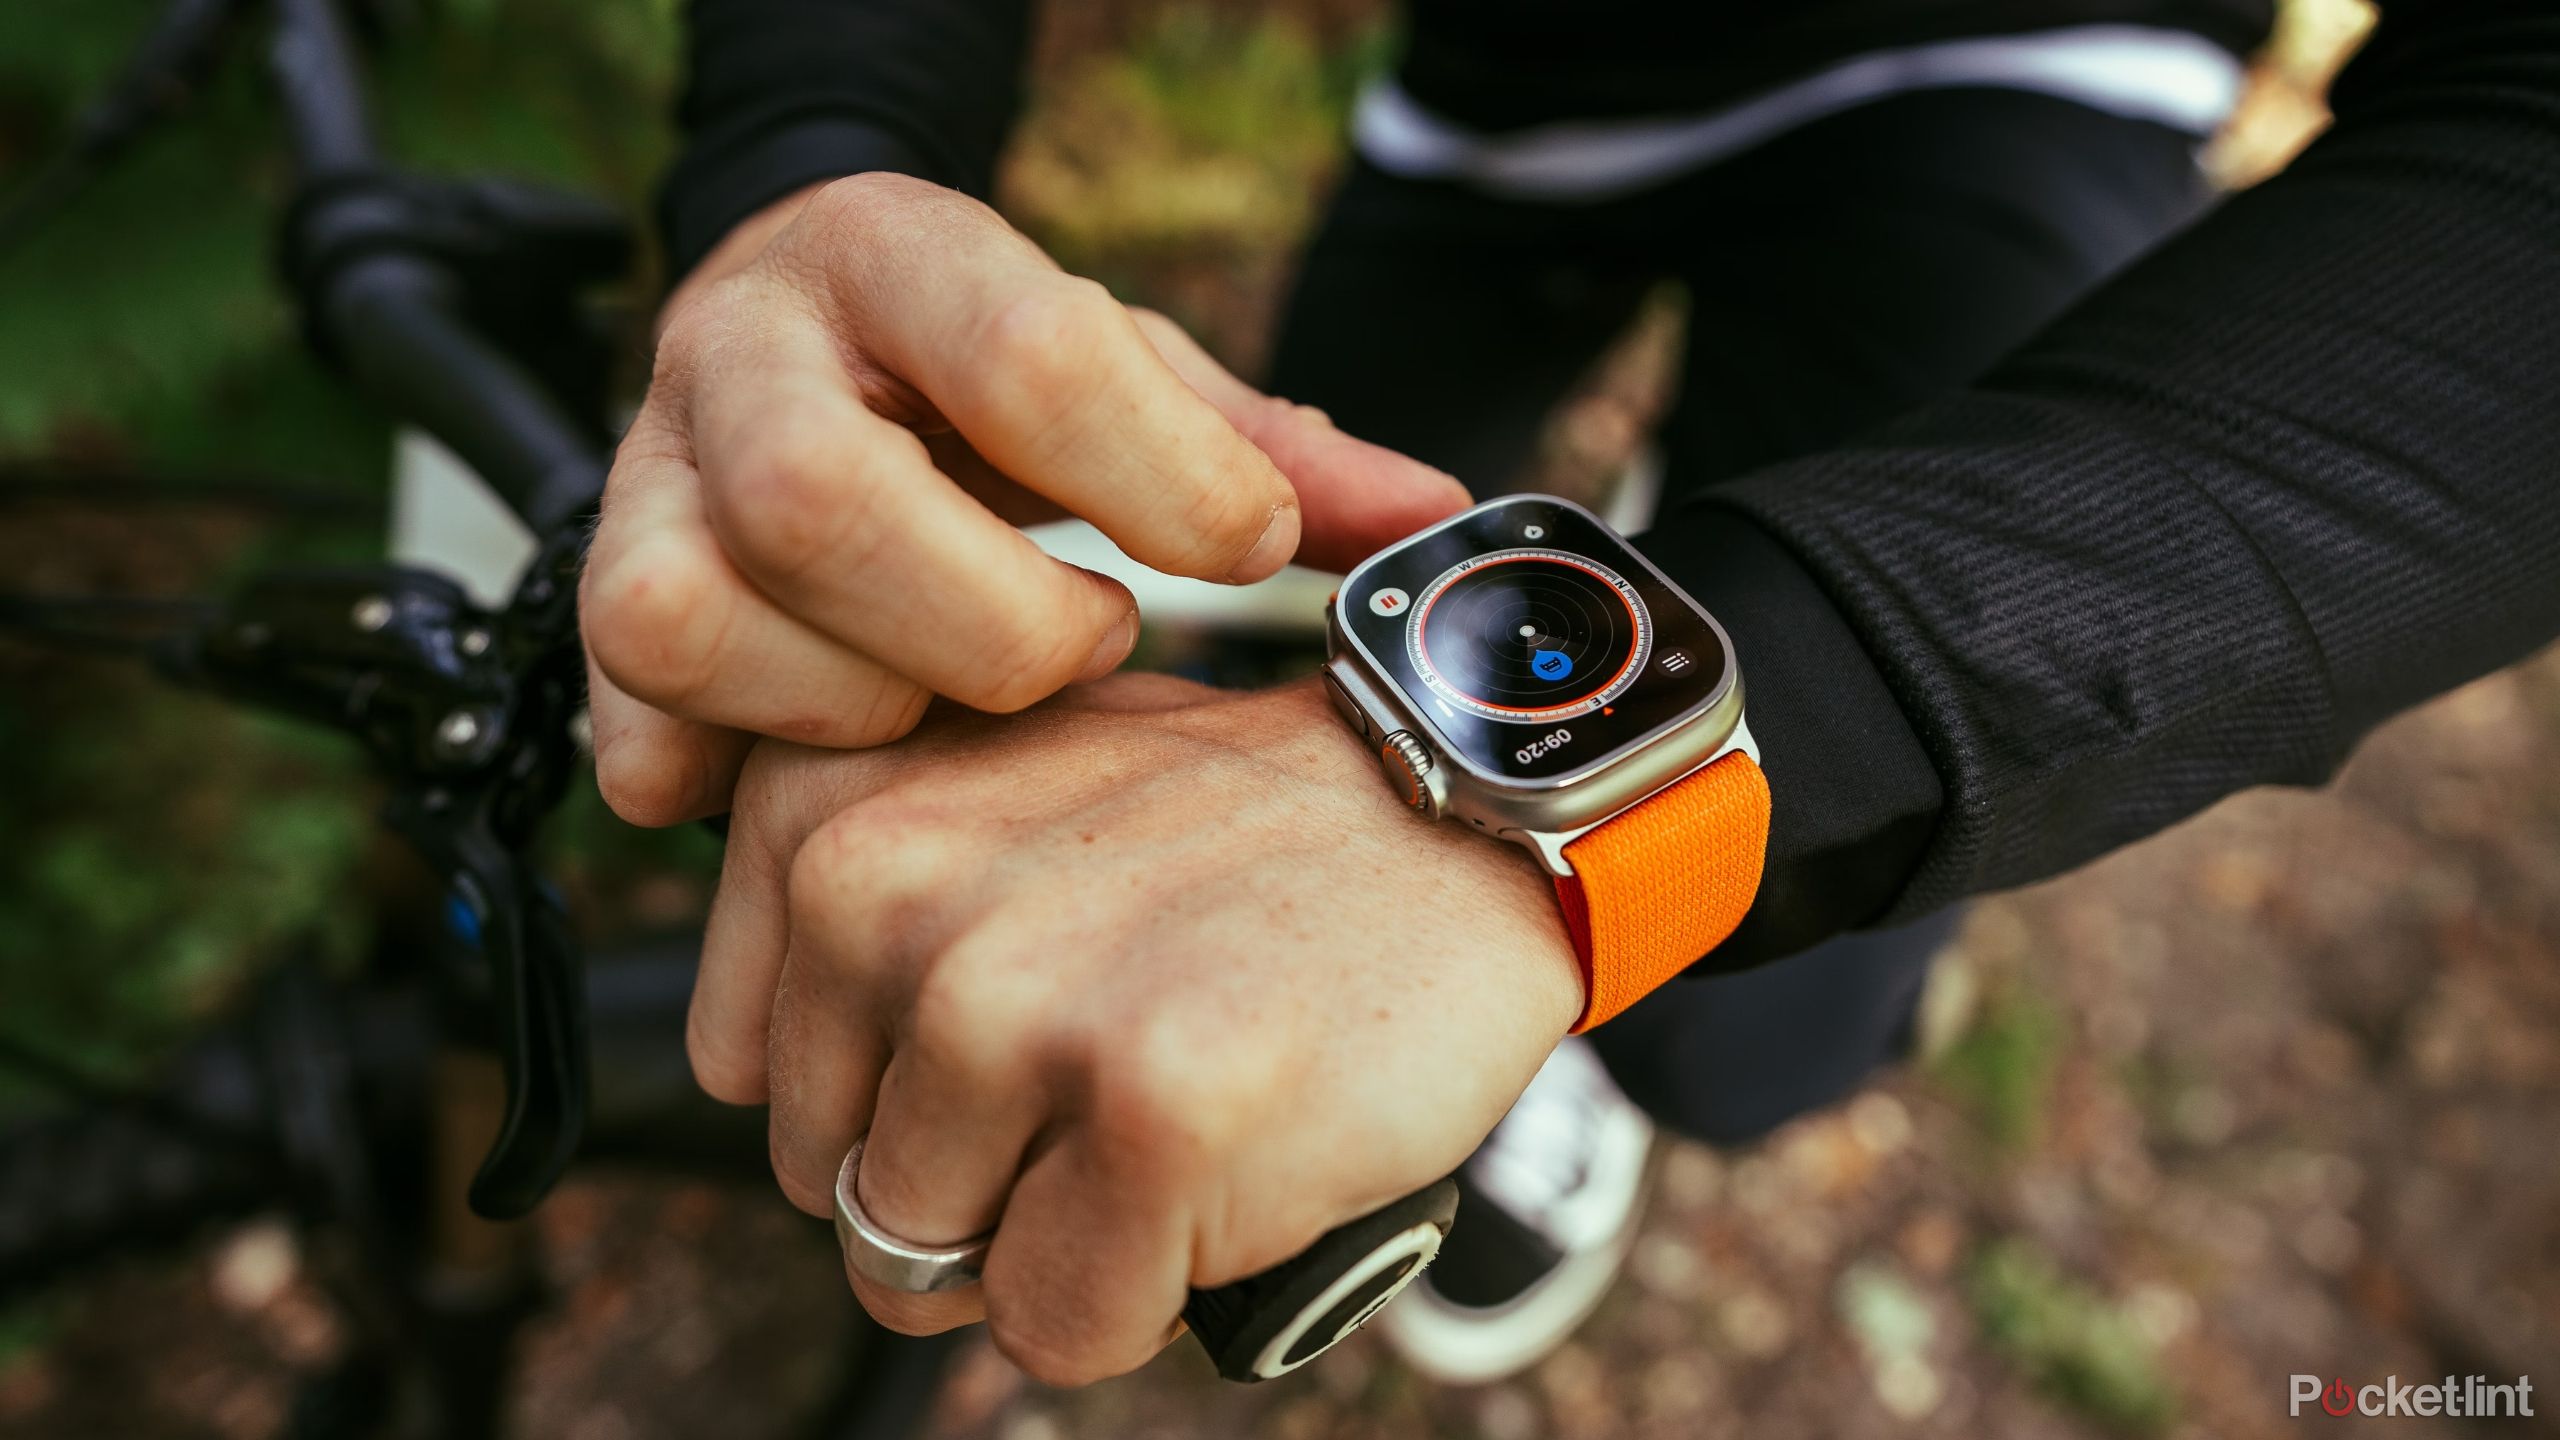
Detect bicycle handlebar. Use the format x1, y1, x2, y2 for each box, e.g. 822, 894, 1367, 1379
317, 251, 606, 533
238, 0, 1451, 1382
269, 0, 608, 534
269, 0, 377, 179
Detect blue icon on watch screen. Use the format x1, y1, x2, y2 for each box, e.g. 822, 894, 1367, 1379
1531, 649, 1572, 682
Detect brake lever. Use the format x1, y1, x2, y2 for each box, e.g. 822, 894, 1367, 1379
401, 526, 594, 1218
438, 526, 593, 1217
160, 525, 599, 1219
380, 795, 587, 1218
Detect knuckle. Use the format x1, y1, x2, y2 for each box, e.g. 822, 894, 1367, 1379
714, 430, 894, 587
788, 808, 890, 910
590, 730, 704, 829
802, 170, 934, 234
905, 968, 1002, 1075
652, 276, 784, 396
906, 944, 1049, 1079
581, 533, 732, 710
796, 176, 877, 237
783, 816, 869, 942
650, 298, 718, 375
684, 1005, 767, 1105
1082, 1013, 1251, 1184
787, 802, 945, 944
976, 280, 1117, 409
983, 277, 1115, 367
646, 298, 716, 383
1282, 398, 1335, 430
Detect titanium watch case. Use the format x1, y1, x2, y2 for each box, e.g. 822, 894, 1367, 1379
1323, 495, 1757, 878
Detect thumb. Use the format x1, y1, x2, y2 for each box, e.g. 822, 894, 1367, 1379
1132, 311, 1471, 573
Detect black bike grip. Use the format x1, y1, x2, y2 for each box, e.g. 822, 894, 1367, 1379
1182, 1177, 1459, 1382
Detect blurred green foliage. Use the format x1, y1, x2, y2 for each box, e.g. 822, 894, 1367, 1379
1969, 1242, 2178, 1434
0, 1291, 50, 1376
0, 0, 678, 463
0, 0, 681, 1086
1931, 972, 2065, 1154
0, 690, 369, 1071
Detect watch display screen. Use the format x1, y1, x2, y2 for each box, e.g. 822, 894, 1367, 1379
1336, 497, 1730, 784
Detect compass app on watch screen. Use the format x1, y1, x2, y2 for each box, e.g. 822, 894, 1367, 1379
1410, 551, 1650, 721
1338, 498, 1731, 784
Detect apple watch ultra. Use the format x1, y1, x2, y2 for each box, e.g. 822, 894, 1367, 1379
1324, 494, 1769, 1031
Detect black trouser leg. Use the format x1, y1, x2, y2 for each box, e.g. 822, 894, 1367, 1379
1268, 163, 1655, 492
1652, 87, 2219, 487
1593, 908, 1962, 1145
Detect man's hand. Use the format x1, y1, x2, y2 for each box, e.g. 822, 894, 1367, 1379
696, 675, 1582, 1385
580, 175, 1469, 826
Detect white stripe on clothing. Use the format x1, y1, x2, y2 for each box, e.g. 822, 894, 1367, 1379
1351, 24, 2244, 202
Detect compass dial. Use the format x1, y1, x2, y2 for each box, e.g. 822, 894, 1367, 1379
1405, 549, 1653, 722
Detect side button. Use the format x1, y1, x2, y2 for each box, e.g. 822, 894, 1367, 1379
1322, 670, 1370, 741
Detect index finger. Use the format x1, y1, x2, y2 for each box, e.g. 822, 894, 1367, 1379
799, 178, 1303, 584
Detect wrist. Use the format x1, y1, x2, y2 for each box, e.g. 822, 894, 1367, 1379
1277, 674, 1587, 1040
658, 180, 829, 339
662, 110, 952, 286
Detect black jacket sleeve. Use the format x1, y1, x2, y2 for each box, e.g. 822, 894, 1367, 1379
1669, 0, 2560, 940
657, 0, 2560, 971
658, 0, 1032, 278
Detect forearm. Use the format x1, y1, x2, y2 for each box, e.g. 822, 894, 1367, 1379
1631, 514, 1943, 968
659, 0, 1033, 282
1693, 0, 2560, 924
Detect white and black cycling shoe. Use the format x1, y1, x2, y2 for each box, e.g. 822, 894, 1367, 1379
1376, 1036, 1654, 1385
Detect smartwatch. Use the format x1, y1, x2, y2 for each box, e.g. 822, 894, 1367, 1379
1323, 494, 1769, 1031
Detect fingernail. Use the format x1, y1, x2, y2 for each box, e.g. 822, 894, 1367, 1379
1227, 505, 1297, 583
1078, 609, 1139, 681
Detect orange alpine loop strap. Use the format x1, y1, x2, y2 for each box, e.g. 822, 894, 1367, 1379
1553, 750, 1771, 1032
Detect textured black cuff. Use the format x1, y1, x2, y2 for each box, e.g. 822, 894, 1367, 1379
1636, 504, 1944, 971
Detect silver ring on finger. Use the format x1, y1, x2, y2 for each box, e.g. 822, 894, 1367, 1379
832, 1136, 993, 1294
